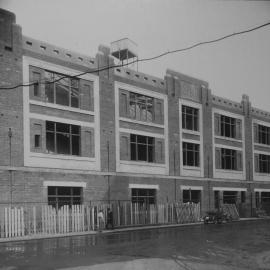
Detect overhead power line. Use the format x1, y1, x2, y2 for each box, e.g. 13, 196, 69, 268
0, 21, 270, 90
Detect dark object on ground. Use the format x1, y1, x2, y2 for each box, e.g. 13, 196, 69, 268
203, 210, 232, 224
106, 208, 114, 229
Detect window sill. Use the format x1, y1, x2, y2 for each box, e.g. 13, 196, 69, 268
215, 135, 242, 143
30, 100, 95, 116
30, 152, 95, 161
119, 117, 164, 128
120, 160, 166, 167
182, 165, 201, 171
254, 172, 270, 177
254, 143, 270, 149
182, 129, 200, 136
215, 169, 243, 174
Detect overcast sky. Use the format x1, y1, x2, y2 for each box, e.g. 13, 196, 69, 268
1, 0, 270, 111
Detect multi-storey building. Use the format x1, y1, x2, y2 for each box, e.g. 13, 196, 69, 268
1, 8, 270, 216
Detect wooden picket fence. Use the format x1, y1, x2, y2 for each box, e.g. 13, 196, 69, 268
0, 202, 200, 239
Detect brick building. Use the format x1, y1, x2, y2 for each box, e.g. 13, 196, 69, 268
1, 8, 270, 217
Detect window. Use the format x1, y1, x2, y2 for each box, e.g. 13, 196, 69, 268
183, 142, 200, 167
221, 148, 236, 170
130, 134, 154, 162
46, 121, 80, 155
258, 125, 270, 145
223, 191, 238, 204
129, 93, 153, 122
45, 71, 79, 108
220, 115, 236, 138
182, 105, 199, 131
131, 188, 156, 205
182, 190, 201, 203
241, 191, 246, 203
48, 186, 82, 208
259, 154, 270, 174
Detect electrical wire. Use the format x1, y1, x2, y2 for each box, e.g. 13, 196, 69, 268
0, 21, 269, 90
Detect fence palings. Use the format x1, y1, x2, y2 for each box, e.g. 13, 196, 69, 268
0, 202, 200, 239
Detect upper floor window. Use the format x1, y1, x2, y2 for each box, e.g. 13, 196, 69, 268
130, 134, 154, 162
45, 71, 79, 108
129, 93, 153, 122
255, 154, 270, 174
254, 124, 270, 145
182, 105, 199, 131
221, 115, 235, 138
214, 113, 242, 140
46, 121, 80, 156
29, 66, 94, 111
215, 147, 242, 171
183, 142, 200, 167
119, 89, 164, 124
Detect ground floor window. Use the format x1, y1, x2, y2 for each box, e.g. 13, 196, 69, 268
131, 188, 156, 205
182, 190, 201, 203
48, 186, 82, 208
223, 191, 238, 204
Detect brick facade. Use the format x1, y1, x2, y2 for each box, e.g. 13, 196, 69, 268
1, 8, 270, 217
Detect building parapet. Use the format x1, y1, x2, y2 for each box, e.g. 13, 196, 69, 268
212, 95, 243, 112
22, 36, 96, 69
114, 66, 165, 89
251, 106, 270, 120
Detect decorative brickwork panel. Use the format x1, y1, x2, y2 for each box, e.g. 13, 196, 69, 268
29, 66, 44, 101
81, 127, 95, 157
119, 89, 129, 117
80, 80, 94, 111
120, 132, 130, 160
154, 98, 164, 124
30, 119, 45, 153
180, 81, 201, 102
155, 138, 165, 164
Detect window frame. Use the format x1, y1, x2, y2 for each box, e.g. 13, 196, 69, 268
182, 105, 199, 132
45, 70, 80, 108
131, 188, 156, 205
182, 142, 200, 167
46, 121, 81, 156
221, 148, 237, 170
220, 115, 236, 138
48, 186, 82, 208
130, 134, 155, 163
129, 92, 154, 122
259, 154, 270, 174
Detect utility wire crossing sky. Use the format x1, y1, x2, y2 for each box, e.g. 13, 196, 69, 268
1, 20, 269, 91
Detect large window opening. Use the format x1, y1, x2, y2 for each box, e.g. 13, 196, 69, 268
45, 71, 79, 108
221, 148, 236, 170
46, 121, 80, 156
220, 115, 236, 138
129, 93, 153, 122
130, 134, 154, 162
131, 188, 156, 205
182, 105, 199, 131
182, 190, 201, 203
183, 142, 200, 167
258, 125, 270, 145
258, 154, 270, 174
48, 186, 82, 208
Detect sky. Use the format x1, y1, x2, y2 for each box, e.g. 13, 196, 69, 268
1, 0, 270, 111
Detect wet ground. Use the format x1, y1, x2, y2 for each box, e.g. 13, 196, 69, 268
0, 220, 270, 270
